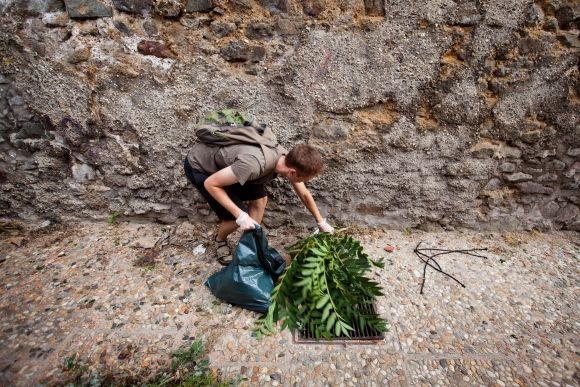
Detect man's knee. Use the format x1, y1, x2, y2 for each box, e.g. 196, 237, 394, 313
249, 196, 268, 210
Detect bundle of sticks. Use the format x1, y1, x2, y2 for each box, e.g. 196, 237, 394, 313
413, 242, 489, 295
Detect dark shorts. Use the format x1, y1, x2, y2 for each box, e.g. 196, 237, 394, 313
184, 158, 267, 221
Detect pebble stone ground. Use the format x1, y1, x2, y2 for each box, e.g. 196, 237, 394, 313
0, 220, 577, 386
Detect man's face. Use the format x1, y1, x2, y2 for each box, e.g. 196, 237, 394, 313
287, 169, 315, 184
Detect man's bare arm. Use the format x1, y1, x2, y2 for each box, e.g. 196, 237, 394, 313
291, 181, 324, 224
204, 166, 244, 218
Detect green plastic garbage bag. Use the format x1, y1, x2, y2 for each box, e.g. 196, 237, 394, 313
205, 225, 286, 313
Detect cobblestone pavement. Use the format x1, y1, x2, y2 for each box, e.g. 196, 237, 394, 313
0, 221, 578, 386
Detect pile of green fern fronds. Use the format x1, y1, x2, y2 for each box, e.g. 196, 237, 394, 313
255, 231, 388, 339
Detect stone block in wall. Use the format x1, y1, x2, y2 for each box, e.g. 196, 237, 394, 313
467, 139, 522, 159
143, 19, 158, 36
220, 40, 265, 62
263, 212, 288, 228
563, 169, 576, 180
42, 12, 70, 27
516, 182, 553, 195
276, 18, 302, 35
186, 0, 213, 12
14, 0, 66, 16
558, 32, 580, 49
482, 178, 502, 191
545, 159, 566, 171
155, 0, 183, 17
260, 0, 289, 13
198, 40, 219, 55
137, 40, 175, 58
364, 0, 384, 16
64, 0, 112, 18
67, 46, 91, 63
230, 0, 252, 10
537, 173, 558, 183
543, 16, 558, 31
302, 0, 325, 18
156, 213, 179, 224
523, 2, 544, 26
505, 172, 532, 182
219, 41, 247, 61
499, 162, 516, 173
567, 148, 580, 157
537, 149, 556, 159
520, 130, 542, 143
555, 5, 576, 30
210, 21, 236, 37
555, 204, 579, 225
251, 46, 266, 62
540, 201, 560, 218
562, 181, 579, 190
517, 37, 547, 56
71, 163, 95, 183
10, 121, 48, 141
246, 22, 274, 40
113, 0, 153, 13
113, 19, 133, 35
522, 166, 543, 175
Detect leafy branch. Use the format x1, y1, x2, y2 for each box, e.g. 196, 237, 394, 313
255, 231, 388, 340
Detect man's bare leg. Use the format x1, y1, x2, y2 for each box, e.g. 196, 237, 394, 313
216, 220, 238, 241
248, 197, 268, 224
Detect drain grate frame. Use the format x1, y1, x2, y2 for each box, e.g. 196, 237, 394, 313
293, 302, 385, 345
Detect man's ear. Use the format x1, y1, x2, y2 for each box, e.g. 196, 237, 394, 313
287, 168, 297, 177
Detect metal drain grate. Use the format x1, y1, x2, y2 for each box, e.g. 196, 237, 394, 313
294, 302, 385, 344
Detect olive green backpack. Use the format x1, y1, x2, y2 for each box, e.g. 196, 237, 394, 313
195, 109, 279, 165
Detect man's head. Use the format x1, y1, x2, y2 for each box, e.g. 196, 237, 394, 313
284, 144, 324, 183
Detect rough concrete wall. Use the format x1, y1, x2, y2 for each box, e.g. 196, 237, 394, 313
0, 0, 578, 231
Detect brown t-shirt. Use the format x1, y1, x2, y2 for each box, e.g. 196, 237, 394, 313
187, 143, 287, 185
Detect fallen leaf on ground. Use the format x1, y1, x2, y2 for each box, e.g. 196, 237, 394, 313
384, 245, 396, 252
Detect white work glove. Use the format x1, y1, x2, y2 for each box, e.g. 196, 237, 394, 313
236, 211, 257, 231
317, 218, 334, 233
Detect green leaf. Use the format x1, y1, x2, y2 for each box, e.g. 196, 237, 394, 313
334, 320, 342, 336
326, 313, 336, 333
315, 294, 330, 309
341, 321, 354, 331
294, 278, 311, 287
310, 248, 327, 256
321, 303, 332, 322
265, 310, 274, 331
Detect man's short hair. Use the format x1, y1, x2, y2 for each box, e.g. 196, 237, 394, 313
285, 144, 324, 177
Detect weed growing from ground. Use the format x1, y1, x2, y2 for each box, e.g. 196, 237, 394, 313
60, 340, 241, 386
107, 212, 121, 225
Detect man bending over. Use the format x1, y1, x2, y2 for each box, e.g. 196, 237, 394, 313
184, 136, 333, 265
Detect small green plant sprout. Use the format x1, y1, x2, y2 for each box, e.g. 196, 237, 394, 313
62, 354, 101, 386
107, 212, 121, 225
148, 339, 240, 387
255, 231, 388, 340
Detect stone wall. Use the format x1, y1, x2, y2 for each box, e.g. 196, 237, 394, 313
0, 0, 578, 231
